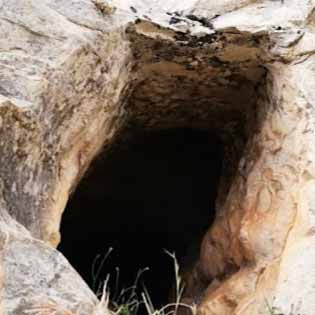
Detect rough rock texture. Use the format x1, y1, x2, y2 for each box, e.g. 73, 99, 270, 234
0, 0, 315, 314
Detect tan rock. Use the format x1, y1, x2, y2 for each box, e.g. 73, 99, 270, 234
0, 0, 314, 314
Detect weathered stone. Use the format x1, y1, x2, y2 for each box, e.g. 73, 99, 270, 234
0, 0, 314, 314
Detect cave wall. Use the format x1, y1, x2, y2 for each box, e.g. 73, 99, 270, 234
0, 0, 314, 315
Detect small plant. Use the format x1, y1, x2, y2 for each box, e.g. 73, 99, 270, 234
93, 248, 196, 315
110, 267, 149, 315
141, 250, 196, 315
91, 247, 147, 315
91, 247, 114, 294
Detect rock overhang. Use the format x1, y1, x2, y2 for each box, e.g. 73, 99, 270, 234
124, 18, 267, 131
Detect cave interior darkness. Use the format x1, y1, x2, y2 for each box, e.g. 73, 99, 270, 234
58, 127, 224, 308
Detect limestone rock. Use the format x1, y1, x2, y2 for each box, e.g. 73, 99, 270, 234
0, 0, 314, 314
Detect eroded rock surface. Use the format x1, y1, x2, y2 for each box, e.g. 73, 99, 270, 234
0, 0, 314, 314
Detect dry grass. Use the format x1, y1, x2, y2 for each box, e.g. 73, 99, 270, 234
26, 249, 196, 315
95, 249, 196, 315
26, 250, 306, 315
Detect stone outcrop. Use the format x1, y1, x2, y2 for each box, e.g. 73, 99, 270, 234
0, 0, 314, 314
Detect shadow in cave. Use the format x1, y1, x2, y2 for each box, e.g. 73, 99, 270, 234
58, 128, 223, 309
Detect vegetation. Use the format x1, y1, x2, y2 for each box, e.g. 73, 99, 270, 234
26, 249, 304, 315
94, 249, 196, 315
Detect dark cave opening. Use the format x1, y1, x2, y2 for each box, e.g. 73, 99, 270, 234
58, 128, 223, 309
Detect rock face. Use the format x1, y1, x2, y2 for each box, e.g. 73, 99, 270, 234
0, 0, 315, 314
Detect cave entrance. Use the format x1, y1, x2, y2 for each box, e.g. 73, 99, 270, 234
58, 127, 223, 309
